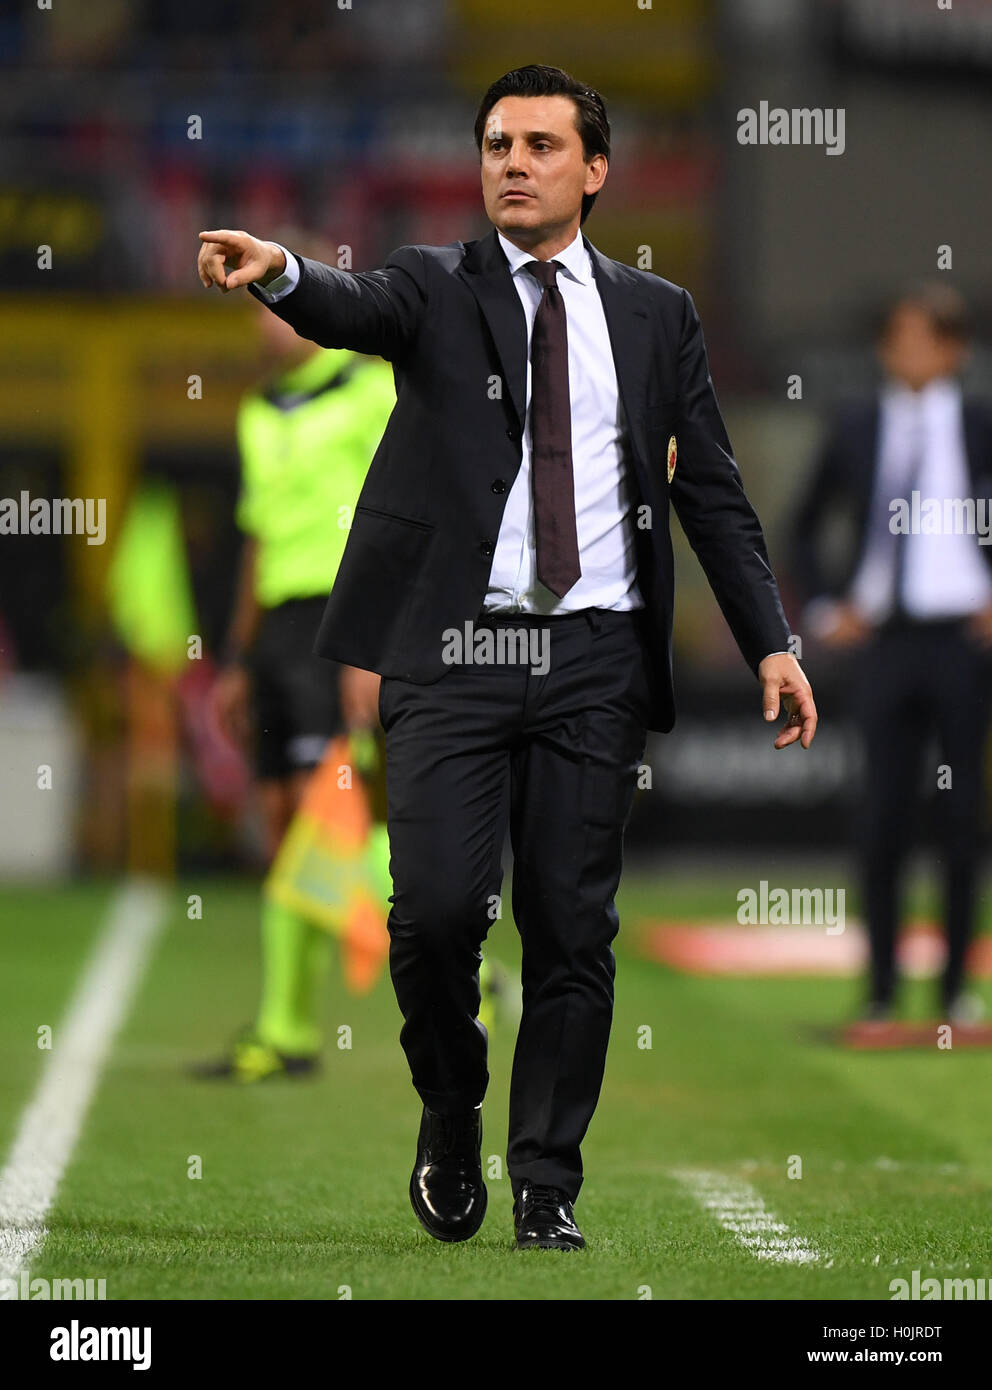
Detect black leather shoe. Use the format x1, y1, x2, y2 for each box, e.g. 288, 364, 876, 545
409, 1105, 487, 1242
513, 1183, 585, 1251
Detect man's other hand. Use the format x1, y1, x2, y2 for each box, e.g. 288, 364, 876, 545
197, 230, 286, 293
758, 652, 817, 750
819, 600, 872, 649
340, 665, 382, 731
211, 663, 252, 747
966, 602, 992, 650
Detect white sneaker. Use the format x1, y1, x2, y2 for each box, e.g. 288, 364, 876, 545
944, 992, 986, 1025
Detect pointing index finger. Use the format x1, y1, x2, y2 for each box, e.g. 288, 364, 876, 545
198, 230, 245, 251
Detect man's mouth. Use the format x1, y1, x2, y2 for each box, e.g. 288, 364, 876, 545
501, 190, 534, 200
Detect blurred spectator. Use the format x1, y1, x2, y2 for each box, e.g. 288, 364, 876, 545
793, 285, 992, 1023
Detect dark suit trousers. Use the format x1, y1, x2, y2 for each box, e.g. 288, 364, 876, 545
376, 607, 653, 1203
858, 617, 991, 1006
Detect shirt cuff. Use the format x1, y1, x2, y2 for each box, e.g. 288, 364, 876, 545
254, 244, 299, 302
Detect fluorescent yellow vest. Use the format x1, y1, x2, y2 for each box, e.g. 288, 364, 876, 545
236, 349, 395, 608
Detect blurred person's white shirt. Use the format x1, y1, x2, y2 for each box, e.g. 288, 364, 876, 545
810, 376, 992, 636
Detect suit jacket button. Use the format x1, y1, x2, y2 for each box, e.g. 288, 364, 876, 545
505, 428, 517, 439
479, 540, 494, 557
491, 479, 506, 494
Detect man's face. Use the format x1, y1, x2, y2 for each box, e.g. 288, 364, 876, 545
878, 304, 965, 391
479, 95, 607, 244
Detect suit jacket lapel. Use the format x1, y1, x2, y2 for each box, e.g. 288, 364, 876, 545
583, 235, 654, 478
962, 400, 987, 497
457, 229, 528, 432
856, 398, 882, 539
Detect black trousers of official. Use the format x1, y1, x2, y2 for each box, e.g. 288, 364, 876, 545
858, 617, 991, 1008
376, 608, 653, 1203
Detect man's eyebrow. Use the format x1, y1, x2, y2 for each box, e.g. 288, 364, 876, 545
486, 128, 563, 143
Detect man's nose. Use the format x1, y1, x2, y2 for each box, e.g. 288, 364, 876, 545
506, 143, 531, 175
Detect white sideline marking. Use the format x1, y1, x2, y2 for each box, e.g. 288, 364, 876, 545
671, 1168, 822, 1265
0, 879, 169, 1293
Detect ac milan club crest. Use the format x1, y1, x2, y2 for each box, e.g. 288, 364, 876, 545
667, 435, 677, 484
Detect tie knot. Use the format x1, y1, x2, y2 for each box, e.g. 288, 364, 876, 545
524, 259, 562, 290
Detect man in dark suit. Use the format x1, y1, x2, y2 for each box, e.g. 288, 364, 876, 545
198, 64, 816, 1250
793, 285, 992, 1025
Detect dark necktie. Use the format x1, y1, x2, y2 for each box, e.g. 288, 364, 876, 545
889, 406, 925, 619
524, 259, 581, 599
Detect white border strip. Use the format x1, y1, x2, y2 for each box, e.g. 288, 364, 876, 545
0, 878, 169, 1292
671, 1167, 822, 1265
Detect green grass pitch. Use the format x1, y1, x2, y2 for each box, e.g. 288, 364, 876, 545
2, 870, 991, 1301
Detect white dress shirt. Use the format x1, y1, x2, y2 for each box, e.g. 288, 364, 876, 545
484, 228, 643, 614
848, 376, 992, 622
258, 230, 645, 616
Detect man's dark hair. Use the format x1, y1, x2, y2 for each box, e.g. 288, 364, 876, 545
877, 282, 972, 344
473, 64, 610, 225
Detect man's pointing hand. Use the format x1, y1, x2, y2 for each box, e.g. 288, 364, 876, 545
197, 230, 286, 293
758, 652, 817, 750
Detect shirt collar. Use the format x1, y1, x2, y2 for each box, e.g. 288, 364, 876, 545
882, 374, 961, 412
496, 226, 592, 285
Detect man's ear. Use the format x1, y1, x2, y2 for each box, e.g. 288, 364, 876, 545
585, 155, 608, 195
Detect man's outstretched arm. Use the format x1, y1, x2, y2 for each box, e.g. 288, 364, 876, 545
197, 228, 427, 360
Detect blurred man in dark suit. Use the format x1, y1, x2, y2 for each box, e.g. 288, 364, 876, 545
793, 286, 992, 1023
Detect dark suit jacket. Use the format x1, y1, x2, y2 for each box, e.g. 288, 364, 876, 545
249, 227, 792, 733
791, 394, 992, 606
